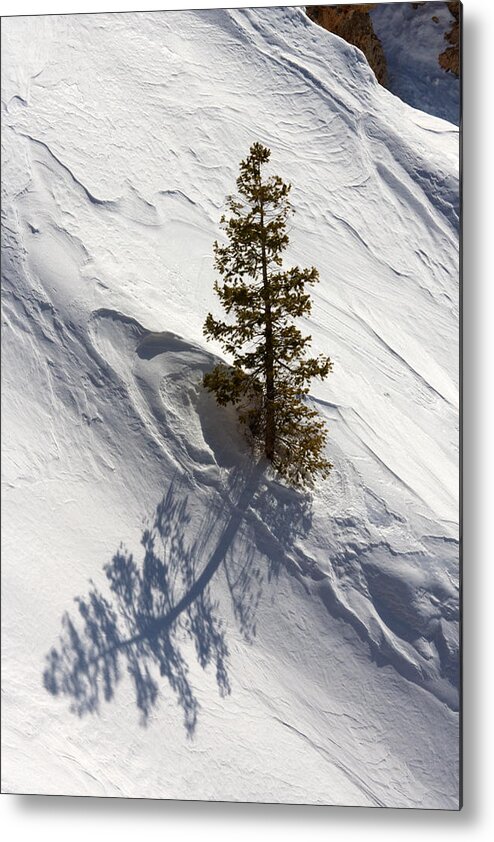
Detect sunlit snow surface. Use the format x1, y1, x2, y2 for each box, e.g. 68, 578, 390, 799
1, 7, 459, 807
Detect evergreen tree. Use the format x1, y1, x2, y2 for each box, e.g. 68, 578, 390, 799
203, 142, 333, 487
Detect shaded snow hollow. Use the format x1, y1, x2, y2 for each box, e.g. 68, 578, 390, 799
371, 1, 460, 126
1, 7, 459, 807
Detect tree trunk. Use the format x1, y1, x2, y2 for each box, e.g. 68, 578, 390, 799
258, 182, 275, 462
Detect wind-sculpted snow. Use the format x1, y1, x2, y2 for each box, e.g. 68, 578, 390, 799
2, 7, 459, 806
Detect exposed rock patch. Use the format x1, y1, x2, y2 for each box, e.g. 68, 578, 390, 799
306, 4, 389, 86
439, 1, 460, 77
307, 3, 460, 124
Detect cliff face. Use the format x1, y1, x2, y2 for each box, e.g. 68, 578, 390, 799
438, 1, 460, 77
307, 3, 460, 85
306, 4, 389, 86
307, 3, 460, 125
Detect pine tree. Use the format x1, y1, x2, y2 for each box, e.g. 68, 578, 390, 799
203, 142, 333, 487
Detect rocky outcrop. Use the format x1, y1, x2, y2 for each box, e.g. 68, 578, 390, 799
306, 4, 389, 86
439, 1, 460, 77
307, 4, 460, 86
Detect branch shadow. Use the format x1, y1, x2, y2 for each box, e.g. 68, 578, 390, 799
222, 475, 314, 641
43, 462, 313, 736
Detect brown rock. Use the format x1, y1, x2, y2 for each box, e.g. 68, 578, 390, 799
439, 1, 460, 77
306, 4, 389, 87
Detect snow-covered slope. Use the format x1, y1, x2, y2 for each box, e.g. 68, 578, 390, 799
1, 7, 459, 807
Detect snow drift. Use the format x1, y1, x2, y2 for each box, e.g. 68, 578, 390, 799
1, 7, 459, 808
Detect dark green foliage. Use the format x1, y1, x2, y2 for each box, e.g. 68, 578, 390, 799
203, 142, 333, 487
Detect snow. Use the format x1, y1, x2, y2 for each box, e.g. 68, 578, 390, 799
1, 6, 459, 808
371, 1, 460, 126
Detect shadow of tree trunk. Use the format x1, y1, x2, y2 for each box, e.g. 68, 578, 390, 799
43, 459, 313, 735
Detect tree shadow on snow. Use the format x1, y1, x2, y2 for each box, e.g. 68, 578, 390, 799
43, 461, 313, 736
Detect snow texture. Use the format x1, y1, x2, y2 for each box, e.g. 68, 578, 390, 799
1, 6, 459, 808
